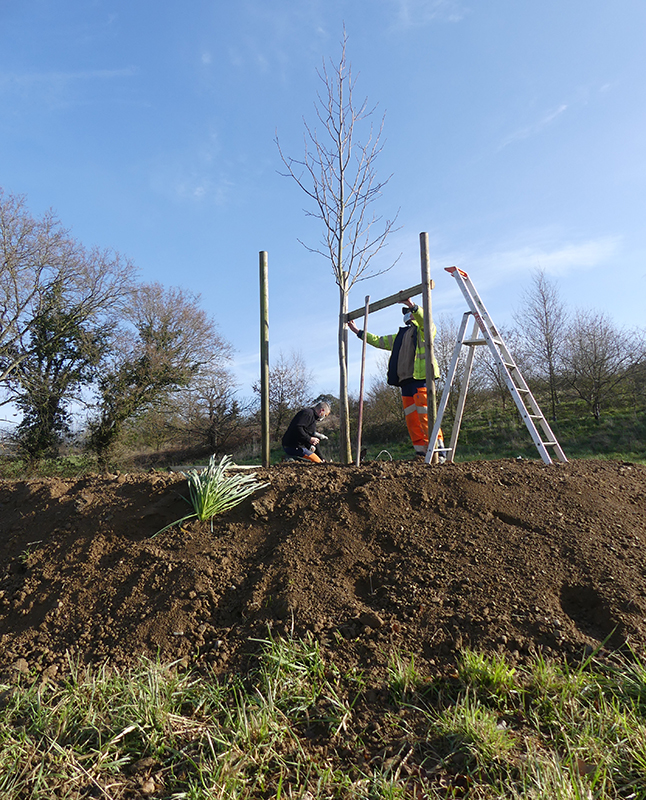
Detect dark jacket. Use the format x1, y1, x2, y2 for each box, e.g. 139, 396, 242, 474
358, 305, 440, 385
386, 324, 418, 386
282, 407, 318, 449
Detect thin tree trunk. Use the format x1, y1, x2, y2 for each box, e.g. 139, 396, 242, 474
549, 362, 558, 421
338, 278, 352, 463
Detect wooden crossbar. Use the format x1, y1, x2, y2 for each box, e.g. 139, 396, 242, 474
345, 281, 434, 322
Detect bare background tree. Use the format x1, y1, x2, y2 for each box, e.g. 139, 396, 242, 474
477, 325, 530, 413
122, 358, 242, 458
173, 366, 242, 455
562, 309, 643, 421
253, 350, 314, 442
0, 188, 135, 386
277, 31, 398, 463
514, 269, 568, 420
88, 283, 230, 468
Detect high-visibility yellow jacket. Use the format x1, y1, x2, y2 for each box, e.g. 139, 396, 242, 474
361, 304, 440, 382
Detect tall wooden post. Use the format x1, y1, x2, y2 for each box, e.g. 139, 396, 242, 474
259, 251, 270, 468
419, 233, 438, 462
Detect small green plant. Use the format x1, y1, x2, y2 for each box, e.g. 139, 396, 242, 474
457, 650, 519, 705
154, 454, 269, 536
432, 691, 516, 765
387, 649, 420, 701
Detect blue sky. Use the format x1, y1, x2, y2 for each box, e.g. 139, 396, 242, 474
2, 0, 645, 403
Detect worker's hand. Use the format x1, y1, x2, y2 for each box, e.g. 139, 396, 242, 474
403, 297, 415, 309
310, 437, 320, 446
347, 320, 359, 334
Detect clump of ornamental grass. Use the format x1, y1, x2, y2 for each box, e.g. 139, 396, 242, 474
154, 454, 269, 536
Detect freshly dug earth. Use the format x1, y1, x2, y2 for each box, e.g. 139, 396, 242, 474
1, 458, 645, 683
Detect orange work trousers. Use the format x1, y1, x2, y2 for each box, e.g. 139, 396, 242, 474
401, 383, 444, 457
402, 384, 429, 456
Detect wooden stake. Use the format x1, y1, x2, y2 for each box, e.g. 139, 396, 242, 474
355, 295, 370, 465
259, 251, 270, 468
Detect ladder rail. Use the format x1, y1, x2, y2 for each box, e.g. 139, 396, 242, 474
497, 351, 566, 459
502, 358, 566, 453
482, 330, 568, 463
425, 311, 471, 464
446, 316, 481, 462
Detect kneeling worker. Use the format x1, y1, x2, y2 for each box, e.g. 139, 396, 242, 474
282, 400, 331, 463
347, 298, 443, 459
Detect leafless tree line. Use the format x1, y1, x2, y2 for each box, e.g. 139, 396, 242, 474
423, 270, 646, 425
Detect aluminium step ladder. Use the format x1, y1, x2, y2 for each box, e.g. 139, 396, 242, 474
426, 267, 567, 466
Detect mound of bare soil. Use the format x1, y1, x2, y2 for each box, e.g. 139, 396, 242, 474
1, 458, 645, 683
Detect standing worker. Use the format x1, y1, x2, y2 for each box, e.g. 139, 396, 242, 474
347, 298, 443, 460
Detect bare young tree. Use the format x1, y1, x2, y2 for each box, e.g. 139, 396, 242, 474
514, 269, 568, 420
277, 32, 398, 463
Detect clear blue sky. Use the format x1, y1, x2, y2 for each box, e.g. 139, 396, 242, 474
2, 0, 645, 402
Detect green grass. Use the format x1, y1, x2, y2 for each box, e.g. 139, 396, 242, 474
219, 402, 646, 465
428, 404, 646, 464
0, 454, 99, 479
3, 639, 646, 798
1, 400, 644, 476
